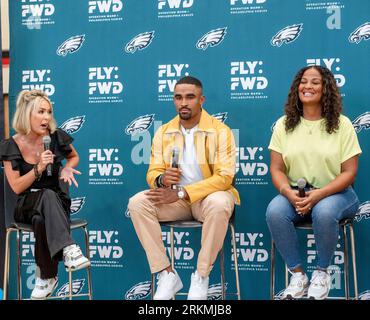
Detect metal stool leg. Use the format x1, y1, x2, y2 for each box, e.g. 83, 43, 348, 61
349, 224, 358, 300
270, 239, 275, 300
230, 223, 241, 300
17, 230, 22, 300
170, 227, 176, 300
3, 229, 12, 300
343, 225, 349, 300
83, 226, 93, 300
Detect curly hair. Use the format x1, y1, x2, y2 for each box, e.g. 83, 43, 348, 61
284, 65, 342, 134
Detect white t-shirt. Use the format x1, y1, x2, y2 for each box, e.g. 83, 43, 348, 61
179, 125, 204, 186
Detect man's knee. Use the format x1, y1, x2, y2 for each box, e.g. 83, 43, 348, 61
128, 191, 151, 216
205, 192, 234, 213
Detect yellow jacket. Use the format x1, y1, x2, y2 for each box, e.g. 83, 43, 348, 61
147, 110, 240, 205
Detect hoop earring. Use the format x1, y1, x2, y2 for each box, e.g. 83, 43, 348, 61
295, 103, 302, 112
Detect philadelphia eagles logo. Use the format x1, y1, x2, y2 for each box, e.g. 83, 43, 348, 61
359, 290, 370, 300
57, 35, 85, 57
125, 114, 155, 136
349, 22, 370, 44
352, 112, 370, 133
59, 116, 86, 134
125, 31, 155, 53
354, 201, 370, 222
70, 197, 86, 215
207, 283, 227, 300
271, 24, 303, 47
212, 112, 228, 123
196, 27, 227, 50
125, 281, 151, 300
56, 279, 85, 298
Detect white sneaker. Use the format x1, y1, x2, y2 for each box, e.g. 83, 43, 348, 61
153, 269, 183, 300
282, 271, 309, 299
31, 277, 58, 300
63, 244, 90, 271
308, 269, 331, 300
187, 271, 209, 300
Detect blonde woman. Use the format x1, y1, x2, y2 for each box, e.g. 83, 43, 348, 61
0, 90, 90, 299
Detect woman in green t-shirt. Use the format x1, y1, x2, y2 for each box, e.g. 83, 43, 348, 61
266, 66, 361, 300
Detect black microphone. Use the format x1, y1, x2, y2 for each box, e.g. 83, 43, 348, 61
171, 147, 179, 190
42, 135, 52, 176
297, 178, 306, 197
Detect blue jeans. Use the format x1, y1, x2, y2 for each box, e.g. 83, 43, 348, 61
266, 187, 359, 270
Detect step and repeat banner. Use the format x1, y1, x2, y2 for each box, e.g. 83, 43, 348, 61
6, 0, 370, 299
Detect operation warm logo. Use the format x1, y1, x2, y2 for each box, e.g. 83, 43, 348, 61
230, 0, 268, 15
158, 0, 195, 19
88, 0, 123, 23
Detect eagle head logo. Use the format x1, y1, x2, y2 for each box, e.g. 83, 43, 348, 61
349, 22, 370, 44
125, 31, 155, 53
57, 35, 85, 57
60, 116, 86, 134
352, 112, 370, 133
70, 197, 86, 216
354, 201, 370, 223
271, 24, 303, 47
56, 279, 85, 298
196, 27, 227, 50
125, 114, 155, 136
212, 112, 228, 123
125, 281, 151, 300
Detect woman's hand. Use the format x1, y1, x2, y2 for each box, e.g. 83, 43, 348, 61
295, 189, 324, 216
38, 150, 54, 172
60, 166, 81, 187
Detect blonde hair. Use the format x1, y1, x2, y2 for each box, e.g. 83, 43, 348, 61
12, 90, 57, 134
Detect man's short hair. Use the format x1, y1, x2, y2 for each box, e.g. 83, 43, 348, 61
175, 76, 203, 89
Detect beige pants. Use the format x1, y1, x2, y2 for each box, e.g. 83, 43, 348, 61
128, 190, 235, 277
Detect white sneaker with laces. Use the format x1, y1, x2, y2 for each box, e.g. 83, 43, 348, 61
31, 276, 58, 300
308, 269, 331, 300
153, 269, 183, 300
282, 271, 309, 299
63, 244, 90, 271
187, 271, 209, 300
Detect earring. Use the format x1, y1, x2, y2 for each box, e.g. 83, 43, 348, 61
295, 103, 302, 111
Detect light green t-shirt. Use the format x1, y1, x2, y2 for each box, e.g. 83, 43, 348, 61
269, 115, 362, 188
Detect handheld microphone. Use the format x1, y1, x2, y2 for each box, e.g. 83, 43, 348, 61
297, 178, 306, 198
171, 147, 179, 189
42, 135, 52, 176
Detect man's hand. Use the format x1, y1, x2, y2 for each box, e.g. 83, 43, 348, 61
145, 188, 179, 205
162, 167, 182, 188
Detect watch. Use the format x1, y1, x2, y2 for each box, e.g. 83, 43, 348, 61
177, 186, 185, 199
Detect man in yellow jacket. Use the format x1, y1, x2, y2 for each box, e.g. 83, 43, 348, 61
128, 76, 240, 300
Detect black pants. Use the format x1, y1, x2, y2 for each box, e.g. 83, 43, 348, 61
15, 189, 74, 279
